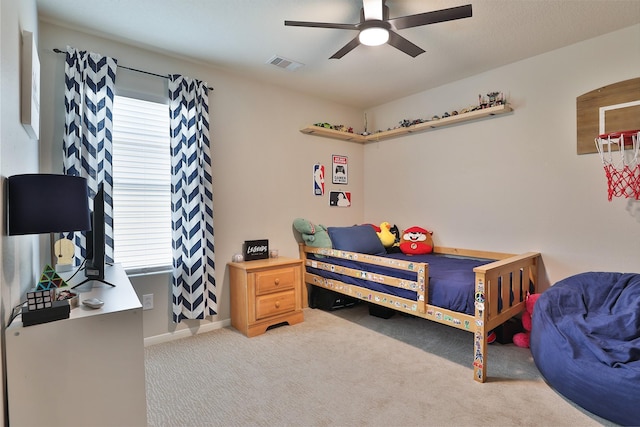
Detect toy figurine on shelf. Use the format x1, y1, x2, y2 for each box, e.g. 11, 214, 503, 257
478, 92, 506, 109
314, 122, 354, 133
333, 124, 353, 133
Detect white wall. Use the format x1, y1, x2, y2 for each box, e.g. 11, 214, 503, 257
1, 0, 39, 424
363, 24, 640, 289
38, 21, 365, 338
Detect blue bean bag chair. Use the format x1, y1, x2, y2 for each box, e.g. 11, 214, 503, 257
531, 272, 640, 426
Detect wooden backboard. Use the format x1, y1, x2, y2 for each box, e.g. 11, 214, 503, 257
576, 77, 640, 155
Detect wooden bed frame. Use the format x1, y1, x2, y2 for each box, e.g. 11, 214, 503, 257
298, 243, 541, 383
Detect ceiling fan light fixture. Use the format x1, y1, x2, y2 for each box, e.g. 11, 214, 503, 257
359, 26, 389, 46
285, 2, 473, 59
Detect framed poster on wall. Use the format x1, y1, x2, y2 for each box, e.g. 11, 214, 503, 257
329, 191, 351, 207
313, 163, 325, 196
332, 155, 348, 184
21, 31, 40, 140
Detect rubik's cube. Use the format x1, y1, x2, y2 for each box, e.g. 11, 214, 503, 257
36, 264, 68, 290
26, 289, 55, 311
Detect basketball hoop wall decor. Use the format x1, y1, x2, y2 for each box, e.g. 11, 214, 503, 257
576, 78, 640, 155
595, 130, 640, 201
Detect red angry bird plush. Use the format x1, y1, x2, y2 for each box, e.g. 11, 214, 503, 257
513, 292, 541, 348
399, 226, 433, 255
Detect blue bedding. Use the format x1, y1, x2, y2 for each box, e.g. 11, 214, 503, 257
531, 272, 640, 426
306, 252, 495, 315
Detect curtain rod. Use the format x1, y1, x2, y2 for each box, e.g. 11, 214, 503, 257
53, 48, 214, 91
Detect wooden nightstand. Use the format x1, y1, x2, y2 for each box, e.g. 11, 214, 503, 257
228, 257, 304, 337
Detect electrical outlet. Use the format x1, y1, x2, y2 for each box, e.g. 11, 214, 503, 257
142, 294, 154, 310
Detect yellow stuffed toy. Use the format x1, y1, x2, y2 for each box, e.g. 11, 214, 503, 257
376, 222, 396, 248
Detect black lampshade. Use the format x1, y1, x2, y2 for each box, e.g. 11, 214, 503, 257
7, 174, 91, 236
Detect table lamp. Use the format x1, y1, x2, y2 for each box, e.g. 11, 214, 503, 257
7, 174, 91, 288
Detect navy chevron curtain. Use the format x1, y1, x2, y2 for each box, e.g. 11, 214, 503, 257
168, 74, 216, 323
62, 47, 116, 265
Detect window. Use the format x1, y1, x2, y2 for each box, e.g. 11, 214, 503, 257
112, 95, 172, 273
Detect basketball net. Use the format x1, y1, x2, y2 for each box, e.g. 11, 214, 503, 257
595, 130, 640, 201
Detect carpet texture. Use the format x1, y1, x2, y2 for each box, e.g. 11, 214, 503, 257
145, 304, 613, 426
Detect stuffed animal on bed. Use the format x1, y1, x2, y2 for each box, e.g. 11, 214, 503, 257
376, 222, 397, 248
399, 226, 434, 255
384, 224, 403, 253
293, 218, 332, 248
513, 292, 540, 348
389, 224, 401, 244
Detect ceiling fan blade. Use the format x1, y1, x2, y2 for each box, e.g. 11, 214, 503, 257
330, 36, 361, 59
389, 4, 472, 30
362, 0, 383, 20
284, 20, 358, 30
386, 31, 425, 58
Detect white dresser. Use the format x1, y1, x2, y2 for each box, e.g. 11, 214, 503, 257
5, 263, 147, 426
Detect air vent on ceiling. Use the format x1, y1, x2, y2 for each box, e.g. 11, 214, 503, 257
266, 55, 304, 72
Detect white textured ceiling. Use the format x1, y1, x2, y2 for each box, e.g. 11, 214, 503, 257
36, 0, 640, 109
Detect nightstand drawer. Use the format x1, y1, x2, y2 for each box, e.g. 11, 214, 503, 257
255, 290, 296, 320
255, 267, 296, 295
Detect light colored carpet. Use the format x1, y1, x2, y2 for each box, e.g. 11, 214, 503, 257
145, 304, 612, 427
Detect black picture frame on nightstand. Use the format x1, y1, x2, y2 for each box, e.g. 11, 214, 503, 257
243, 239, 269, 261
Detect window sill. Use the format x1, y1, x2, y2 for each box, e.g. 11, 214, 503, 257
125, 266, 172, 278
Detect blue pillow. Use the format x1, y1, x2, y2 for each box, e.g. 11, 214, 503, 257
327, 225, 386, 256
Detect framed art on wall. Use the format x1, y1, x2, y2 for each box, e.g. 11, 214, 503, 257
332, 155, 348, 184
329, 191, 351, 207
21, 31, 40, 140
313, 163, 325, 196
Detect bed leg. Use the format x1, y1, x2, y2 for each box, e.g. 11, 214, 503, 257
473, 275, 488, 383
473, 328, 487, 383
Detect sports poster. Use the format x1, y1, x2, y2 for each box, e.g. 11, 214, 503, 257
313, 163, 325, 196
329, 191, 351, 207
332, 155, 348, 184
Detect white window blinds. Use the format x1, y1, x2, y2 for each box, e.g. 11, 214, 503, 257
112, 95, 172, 272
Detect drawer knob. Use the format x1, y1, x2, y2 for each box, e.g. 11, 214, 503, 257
275, 301, 280, 308
274, 278, 280, 285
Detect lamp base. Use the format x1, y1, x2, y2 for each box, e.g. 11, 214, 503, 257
54, 237, 75, 265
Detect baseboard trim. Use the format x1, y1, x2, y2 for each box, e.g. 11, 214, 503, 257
144, 318, 232, 347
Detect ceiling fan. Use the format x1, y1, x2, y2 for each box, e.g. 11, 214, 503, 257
284, 0, 472, 59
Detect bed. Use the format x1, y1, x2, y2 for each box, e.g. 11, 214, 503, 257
531, 272, 640, 426
297, 225, 541, 383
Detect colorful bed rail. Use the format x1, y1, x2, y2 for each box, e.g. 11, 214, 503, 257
299, 243, 540, 382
